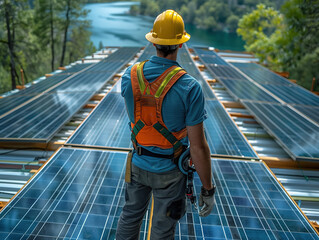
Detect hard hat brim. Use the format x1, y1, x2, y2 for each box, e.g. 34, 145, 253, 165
145, 32, 190, 45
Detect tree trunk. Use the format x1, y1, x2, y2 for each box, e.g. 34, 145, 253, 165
50, 0, 55, 71
60, 0, 71, 67
4, 1, 17, 90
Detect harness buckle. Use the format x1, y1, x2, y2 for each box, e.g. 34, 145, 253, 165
136, 146, 142, 156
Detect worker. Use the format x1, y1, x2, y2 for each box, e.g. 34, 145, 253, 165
116, 9, 215, 240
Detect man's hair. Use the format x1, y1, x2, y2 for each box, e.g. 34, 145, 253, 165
155, 44, 179, 57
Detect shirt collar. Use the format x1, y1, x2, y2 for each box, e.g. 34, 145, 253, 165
149, 55, 181, 67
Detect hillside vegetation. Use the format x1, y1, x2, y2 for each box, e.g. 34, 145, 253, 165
0, 0, 96, 94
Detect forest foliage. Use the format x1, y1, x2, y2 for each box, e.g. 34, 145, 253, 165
130, 0, 286, 32
0, 0, 96, 94
237, 0, 319, 91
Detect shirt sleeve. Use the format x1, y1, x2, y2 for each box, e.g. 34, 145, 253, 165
121, 66, 132, 97
185, 79, 207, 126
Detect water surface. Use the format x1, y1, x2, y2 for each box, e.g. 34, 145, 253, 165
84, 2, 245, 51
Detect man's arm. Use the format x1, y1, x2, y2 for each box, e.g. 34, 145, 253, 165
187, 122, 212, 190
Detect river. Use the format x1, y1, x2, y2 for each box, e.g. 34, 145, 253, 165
84, 2, 245, 51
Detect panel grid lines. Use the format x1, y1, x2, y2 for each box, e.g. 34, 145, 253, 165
1, 148, 317, 239
243, 101, 319, 160
0, 47, 140, 142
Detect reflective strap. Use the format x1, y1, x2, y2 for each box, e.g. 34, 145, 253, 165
131, 119, 145, 144
136, 61, 147, 94
153, 122, 183, 152
155, 67, 182, 98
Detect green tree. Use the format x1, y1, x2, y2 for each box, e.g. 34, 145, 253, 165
34, 0, 58, 71
58, 0, 90, 67
280, 0, 319, 90
0, 0, 34, 90
237, 4, 284, 69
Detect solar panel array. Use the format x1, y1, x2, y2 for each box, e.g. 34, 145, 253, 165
205, 100, 258, 158
194, 47, 319, 163
232, 62, 319, 107
66, 91, 131, 149
243, 101, 319, 161
0, 147, 317, 239
218, 77, 279, 103
0, 47, 140, 142
0, 63, 92, 116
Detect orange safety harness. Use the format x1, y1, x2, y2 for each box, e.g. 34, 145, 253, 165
130, 60, 188, 162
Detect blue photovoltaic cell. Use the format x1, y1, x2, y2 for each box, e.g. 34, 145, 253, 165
219, 77, 279, 103
178, 45, 216, 99
205, 100, 258, 158
293, 105, 319, 124
0, 148, 317, 239
231, 62, 319, 106
0, 48, 140, 142
261, 84, 319, 106
231, 62, 293, 86
243, 101, 319, 161
207, 64, 247, 80
66, 90, 131, 149
193, 47, 229, 65
0, 63, 92, 116
193, 47, 247, 80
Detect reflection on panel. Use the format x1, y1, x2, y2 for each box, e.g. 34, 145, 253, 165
204, 100, 258, 158
231, 62, 293, 86
0, 91, 96, 141
0, 63, 92, 116
232, 62, 319, 107
66, 92, 131, 148
0, 48, 140, 142
243, 101, 319, 161
219, 78, 278, 103
294, 105, 319, 125
193, 47, 229, 65
0, 148, 317, 239
261, 84, 319, 106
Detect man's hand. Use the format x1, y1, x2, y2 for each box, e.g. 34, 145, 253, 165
198, 186, 215, 217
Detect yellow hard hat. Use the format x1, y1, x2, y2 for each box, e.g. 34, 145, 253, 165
145, 10, 190, 45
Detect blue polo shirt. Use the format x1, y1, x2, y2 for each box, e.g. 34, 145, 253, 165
121, 55, 207, 172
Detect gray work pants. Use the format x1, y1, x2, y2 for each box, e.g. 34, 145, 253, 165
116, 163, 187, 240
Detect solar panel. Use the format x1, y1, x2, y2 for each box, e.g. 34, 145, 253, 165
262, 84, 319, 106
0, 63, 92, 116
193, 47, 229, 65
179, 45, 216, 99
243, 101, 319, 161
66, 91, 131, 149
293, 105, 319, 124
0, 48, 140, 142
231, 62, 293, 86
205, 100, 258, 159
218, 77, 279, 103
206, 64, 248, 80
0, 147, 317, 239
